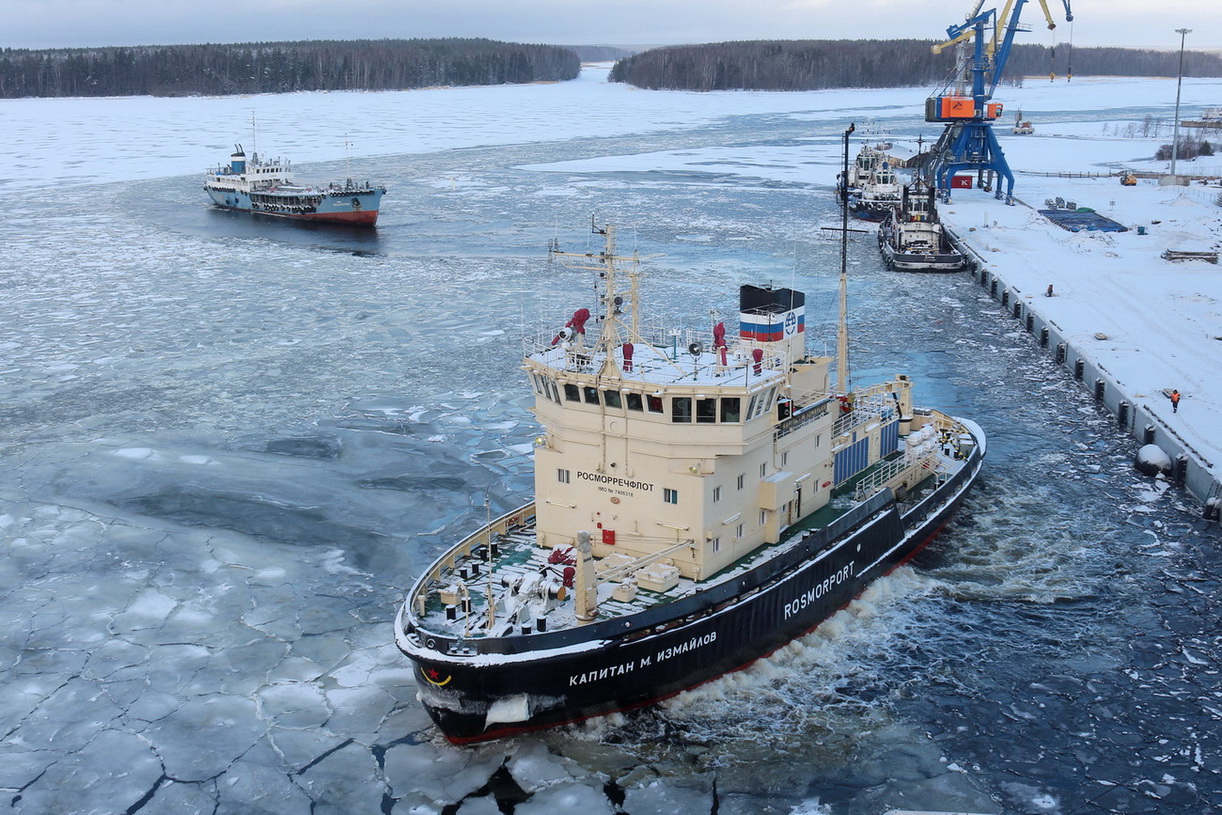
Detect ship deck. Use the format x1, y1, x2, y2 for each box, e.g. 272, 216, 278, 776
412, 496, 860, 641
409, 461, 956, 644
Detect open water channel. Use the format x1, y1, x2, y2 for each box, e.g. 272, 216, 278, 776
1, 76, 1219, 815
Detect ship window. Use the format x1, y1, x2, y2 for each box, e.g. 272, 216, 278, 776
531, 374, 546, 395
720, 397, 741, 423
713, 486, 722, 503
603, 390, 622, 409
760, 463, 767, 477
664, 488, 679, 504
583, 386, 600, 405
626, 393, 644, 411
672, 397, 692, 423
696, 398, 716, 423
548, 380, 562, 404
558, 469, 570, 484
563, 384, 580, 402
736, 523, 744, 539
760, 511, 767, 526
781, 451, 789, 466
647, 395, 664, 413
748, 390, 764, 418
737, 474, 745, 490
712, 537, 721, 553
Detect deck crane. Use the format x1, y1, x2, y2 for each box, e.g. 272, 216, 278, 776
924, 0, 1073, 204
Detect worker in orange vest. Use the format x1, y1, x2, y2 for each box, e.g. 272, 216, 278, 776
1170, 389, 1181, 413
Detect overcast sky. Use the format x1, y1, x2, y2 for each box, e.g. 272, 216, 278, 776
4, 0, 1219, 52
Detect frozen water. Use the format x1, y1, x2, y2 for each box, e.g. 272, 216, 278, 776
1, 64, 1220, 813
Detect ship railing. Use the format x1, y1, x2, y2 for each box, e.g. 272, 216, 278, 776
415, 503, 538, 594
851, 411, 970, 501
852, 449, 938, 502
832, 392, 898, 437
327, 179, 386, 194
524, 324, 790, 385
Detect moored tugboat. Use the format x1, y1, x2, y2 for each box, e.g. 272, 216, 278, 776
394, 222, 985, 744
204, 145, 386, 226
878, 179, 969, 272
836, 144, 881, 207
849, 158, 905, 221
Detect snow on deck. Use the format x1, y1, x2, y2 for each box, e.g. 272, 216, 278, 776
527, 332, 790, 389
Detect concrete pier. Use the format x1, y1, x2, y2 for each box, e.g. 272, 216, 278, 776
938, 177, 1221, 512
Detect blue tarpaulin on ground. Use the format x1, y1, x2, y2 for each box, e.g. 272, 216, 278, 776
1038, 209, 1130, 232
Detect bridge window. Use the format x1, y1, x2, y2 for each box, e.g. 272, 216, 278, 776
721, 397, 741, 423
626, 393, 644, 411
672, 397, 692, 423
563, 384, 580, 402
603, 390, 622, 409
583, 386, 600, 405
696, 398, 716, 423
647, 395, 664, 413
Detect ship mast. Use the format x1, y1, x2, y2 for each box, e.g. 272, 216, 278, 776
837, 123, 855, 393
548, 220, 643, 376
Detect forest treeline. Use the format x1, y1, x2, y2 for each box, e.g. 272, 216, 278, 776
608, 40, 1222, 91
0, 39, 581, 98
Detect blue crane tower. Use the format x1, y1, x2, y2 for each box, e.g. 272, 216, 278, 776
925, 0, 1074, 204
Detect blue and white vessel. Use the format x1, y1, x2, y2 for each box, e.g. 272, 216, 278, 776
204, 145, 386, 226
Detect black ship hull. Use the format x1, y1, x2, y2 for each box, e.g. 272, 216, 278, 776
880, 241, 968, 272
848, 202, 893, 222
399, 439, 983, 744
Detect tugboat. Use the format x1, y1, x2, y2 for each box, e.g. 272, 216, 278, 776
393, 215, 986, 744
848, 158, 904, 221
204, 145, 386, 226
878, 179, 969, 272
836, 144, 881, 207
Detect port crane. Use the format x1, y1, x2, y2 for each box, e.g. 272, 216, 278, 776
924, 0, 1073, 203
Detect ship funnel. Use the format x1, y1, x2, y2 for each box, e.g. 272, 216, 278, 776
739, 284, 805, 362
230, 144, 247, 174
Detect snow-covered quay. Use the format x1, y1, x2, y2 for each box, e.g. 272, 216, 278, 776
941, 171, 1221, 507
919, 76, 1221, 510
